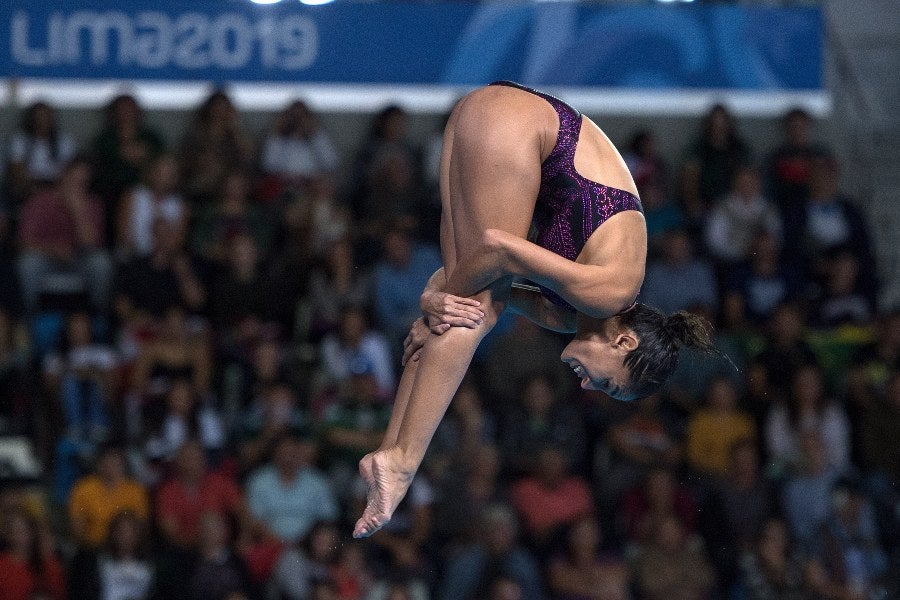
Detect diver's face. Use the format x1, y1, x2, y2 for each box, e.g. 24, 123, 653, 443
560, 317, 638, 401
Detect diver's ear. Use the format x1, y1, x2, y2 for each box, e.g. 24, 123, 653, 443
612, 331, 639, 352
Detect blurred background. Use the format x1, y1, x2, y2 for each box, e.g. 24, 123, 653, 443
0, 1, 897, 599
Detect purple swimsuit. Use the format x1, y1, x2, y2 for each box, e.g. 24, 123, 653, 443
490, 81, 643, 309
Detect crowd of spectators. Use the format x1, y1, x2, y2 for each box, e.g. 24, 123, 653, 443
0, 92, 896, 600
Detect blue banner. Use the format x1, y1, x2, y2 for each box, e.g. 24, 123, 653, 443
0, 1, 823, 90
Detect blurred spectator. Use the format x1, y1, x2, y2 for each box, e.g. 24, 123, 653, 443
811, 250, 875, 328
847, 310, 900, 408
781, 432, 840, 548
860, 371, 900, 485
753, 302, 817, 398
246, 432, 338, 543
267, 520, 340, 600
306, 237, 373, 341
633, 513, 715, 600
0, 308, 30, 434
487, 576, 525, 600
4, 101, 76, 206
372, 222, 442, 352
501, 372, 587, 476
130, 306, 212, 419
114, 220, 207, 328
427, 377, 497, 477
620, 467, 697, 545
816, 478, 888, 598
725, 231, 804, 325
0, 507, 65, 600
547, 516, 631, 600
437, 504, 545, 600
766, 108, 828, 211
636, 176, 684, 257
208, 232, 283, 348
736, 518, 808, 600
186, 512, 255, 600
68, 510, 155, 600
90, 94, 164, 207
321, 363, 391, 498
179, 90, 255, 205
43, 311, 118, 499
685, 377, 756, 477
784, 153, 875, 285
713, 439, 776, 555
68, 444, 150, 549
282, 176, 351, 260
117, 153, 187, 259
680, 104, 750, 221
155, 440, 243, 550
509, 444, 594, 551
622, 129, 668, 193
319, 304, 395, 399
704, 163, 782, 265
261, 100, 339, 191
639, 229, 718, 314
765, 363, 851, 474
17, 155, 113, 313
191, 171, 275, 264
330, 543, 374, 600
238, 382, 309, 472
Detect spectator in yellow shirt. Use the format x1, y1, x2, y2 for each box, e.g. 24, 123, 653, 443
67, 444, 150, 548
686, 377, 756, 476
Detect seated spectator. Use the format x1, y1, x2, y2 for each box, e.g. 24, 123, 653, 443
90, 94, 164, 206
622, 129, 668, 194
861, 371, 900, 486
4, 101, 76, 206
428, 377, 497, 477
114, 219, 207, 330
437, 504, 544, 600
117, 152, 187, 259
433, 444, 505, 547
509, 444, 594, 550
847, 310, 900, 408
705, 163, 782, 265
784, 152, 875, 287
68, 510, 155, 600
372, 221, 442, 351
319, 304, 395, 399
766, 107, 827, 211
736, 518, 808, 600
685, 377, 756, 477
753, 302, 817, 398
186, 512, 255, 600
713, 439, 776, 555
620, 466, 697, 545
679, 103, 750, 222
636, 175, 684, 257
782, 432, 840, 548
178, 90, 254, 205
190, 171, 275, 264
725, 231, 804, 325
547, 516, 631, 600
0, 308, 30, 435
268, 520, 341, 600
765, 363, 851, 474
43, 311, 118, 500
306, 237, 373, 341
634, 513, 715, 600
639, 229, 718, 315
68, 443, 150, 549
143, 378, 225, 468
0, 507, 65, 600
282, 176, 351, 259
811, 250, 875, 328
17, 155, 113, 313
261, 100, 339, 191
246, 432, 338, 543
330, 543, 374, 599
501, 371, 587, 476
321, 363, 391, 498
816, 478, 889, 598
155, 440, 244, 550
238, 382, 310, 471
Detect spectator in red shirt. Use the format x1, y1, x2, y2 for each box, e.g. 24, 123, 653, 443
509, 444, 594, 551
0, 507, 66, 600
17, 155, 112, 313
156, 440, 245, 549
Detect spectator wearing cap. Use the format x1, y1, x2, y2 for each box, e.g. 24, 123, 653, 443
246, 432, 338, 543
319, 304, 395, 399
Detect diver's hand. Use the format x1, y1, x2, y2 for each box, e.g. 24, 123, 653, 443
402, 318, 430, 366
420, 289, 484, 334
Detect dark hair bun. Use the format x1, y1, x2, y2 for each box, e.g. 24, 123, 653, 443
663, 311, 715, 352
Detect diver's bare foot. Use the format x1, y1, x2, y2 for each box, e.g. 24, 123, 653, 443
353, 447, 415, 538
